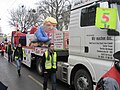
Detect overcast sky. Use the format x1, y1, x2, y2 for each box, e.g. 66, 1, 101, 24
0, 0, 40, 34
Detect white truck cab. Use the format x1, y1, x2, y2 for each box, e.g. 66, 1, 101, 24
62, 0, 120, 89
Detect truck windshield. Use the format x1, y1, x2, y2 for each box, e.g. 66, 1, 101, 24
117, 5, 120, 20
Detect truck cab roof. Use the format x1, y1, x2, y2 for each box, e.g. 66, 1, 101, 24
72, 0, 99, 9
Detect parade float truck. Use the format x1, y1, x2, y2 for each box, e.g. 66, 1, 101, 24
12, 0, 120, 89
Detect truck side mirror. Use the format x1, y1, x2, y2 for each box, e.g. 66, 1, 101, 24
107, 29, 119, 36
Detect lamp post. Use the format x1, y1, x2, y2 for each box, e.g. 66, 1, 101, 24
21, 5, 24, 32
27, 9, 36, 27
61, 0, 71, 30
32, 9, 36, 25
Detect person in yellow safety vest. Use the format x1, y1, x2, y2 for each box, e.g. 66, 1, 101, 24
42, 43, 57, 90
14, 43, 25, 77
7, 42, 13, 63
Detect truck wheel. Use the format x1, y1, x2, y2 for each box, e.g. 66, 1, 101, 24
74, 69, 93, 90
36, 58, 43, 76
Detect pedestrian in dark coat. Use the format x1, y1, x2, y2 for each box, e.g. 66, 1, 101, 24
14, 43, 23, 77
7, 42, 13, 63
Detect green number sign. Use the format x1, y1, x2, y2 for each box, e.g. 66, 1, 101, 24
95, 8, 117, 29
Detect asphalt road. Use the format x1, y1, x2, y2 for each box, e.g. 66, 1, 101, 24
0, 54, 70, 90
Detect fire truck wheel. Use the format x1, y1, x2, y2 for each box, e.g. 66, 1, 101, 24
36, 58, 43, 76
74, 69, 93, 90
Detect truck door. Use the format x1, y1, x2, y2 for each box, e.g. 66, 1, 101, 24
80, 2, 116, 61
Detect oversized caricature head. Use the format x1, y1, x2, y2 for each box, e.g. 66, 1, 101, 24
43, 17, 57, 33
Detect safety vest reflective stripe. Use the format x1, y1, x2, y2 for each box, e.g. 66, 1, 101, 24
15, 56, 18, 59
45, 51, 57, 69
22, 48, 26, 57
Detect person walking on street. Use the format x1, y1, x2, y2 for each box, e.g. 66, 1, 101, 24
14, 43, 23, 77
42, 43, 57, 90
7, 42, 13, 63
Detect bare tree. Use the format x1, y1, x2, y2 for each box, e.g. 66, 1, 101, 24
8, 5, 26, 31
26, 9, 39, 28
36, 0, 71, 30
8, 5, 39, 31
8, 0, 71, 31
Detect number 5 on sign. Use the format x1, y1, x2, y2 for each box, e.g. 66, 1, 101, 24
95, 8, 117, 29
